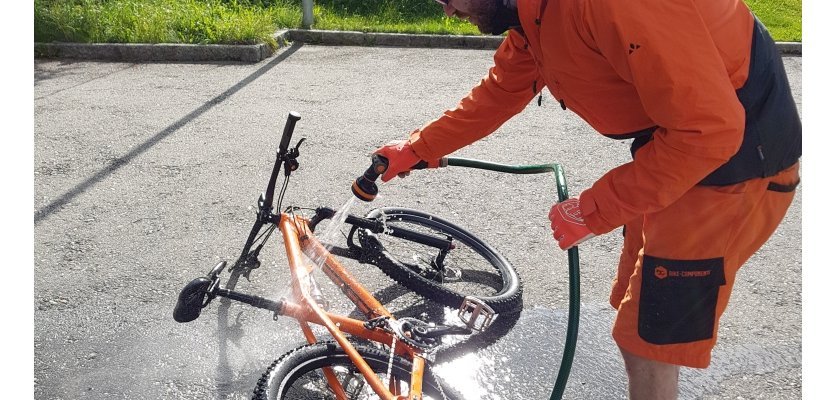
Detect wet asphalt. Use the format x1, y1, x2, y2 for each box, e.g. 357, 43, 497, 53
34, 44, 802, 399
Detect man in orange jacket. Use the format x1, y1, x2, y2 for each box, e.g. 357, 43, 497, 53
374, 0, 801, 398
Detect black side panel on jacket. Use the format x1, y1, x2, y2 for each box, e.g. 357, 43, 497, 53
699, 17, 802, 185
628, 17, 802, 186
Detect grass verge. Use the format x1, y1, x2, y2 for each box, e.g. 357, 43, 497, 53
745, 0, 802, 42
34, 0, 300, 50
34, 0, 801, 46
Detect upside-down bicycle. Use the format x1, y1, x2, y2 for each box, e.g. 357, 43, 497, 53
173, 112, 580, 400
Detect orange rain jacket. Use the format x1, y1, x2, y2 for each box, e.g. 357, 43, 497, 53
407, 0, 801, 235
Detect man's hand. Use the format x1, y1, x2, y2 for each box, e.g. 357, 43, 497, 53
374, 140, 439, 182
549, 198, 595, 250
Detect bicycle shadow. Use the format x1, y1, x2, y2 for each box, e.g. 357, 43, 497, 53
214, 266, 259, 398
212, 250, 295, 398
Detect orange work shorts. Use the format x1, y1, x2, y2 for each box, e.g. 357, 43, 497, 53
610, 162, 799, 368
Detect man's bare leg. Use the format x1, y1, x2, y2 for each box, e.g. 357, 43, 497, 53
620, 346, 680, 400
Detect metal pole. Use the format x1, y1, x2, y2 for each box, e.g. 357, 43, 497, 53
301, 0, 314, 29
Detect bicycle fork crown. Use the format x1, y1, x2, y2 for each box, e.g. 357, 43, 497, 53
458, 296, 496, 332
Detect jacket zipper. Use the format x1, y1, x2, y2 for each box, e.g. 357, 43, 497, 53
529, 0, 566, 109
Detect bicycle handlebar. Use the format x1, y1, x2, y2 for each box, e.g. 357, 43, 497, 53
279, 111, 301, 155
262, 112, 302, 216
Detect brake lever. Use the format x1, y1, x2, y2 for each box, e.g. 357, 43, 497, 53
283, 138, 306, 176
292, 138, 306, 153
231, 245, 263, 281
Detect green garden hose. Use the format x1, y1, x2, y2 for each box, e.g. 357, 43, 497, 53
445, 157, 580, 400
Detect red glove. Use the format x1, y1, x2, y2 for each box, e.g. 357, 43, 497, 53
549, 198, 595, 250
374, 140, 439, 182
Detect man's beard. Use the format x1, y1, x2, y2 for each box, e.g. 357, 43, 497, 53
471, 0, 520, 35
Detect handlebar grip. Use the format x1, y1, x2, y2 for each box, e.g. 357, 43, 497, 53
278, 111, 302, 155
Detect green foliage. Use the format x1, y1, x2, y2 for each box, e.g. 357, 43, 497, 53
34, 0, 290, 48
310, 0, 477, 35
745, 0, 802, 42
34, 0, 801, 46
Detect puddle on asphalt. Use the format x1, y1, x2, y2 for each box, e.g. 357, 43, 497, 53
187, 292, 799, 400
206, 252, 798, 400
426, 304, 799, 400
431, 306, 579, 400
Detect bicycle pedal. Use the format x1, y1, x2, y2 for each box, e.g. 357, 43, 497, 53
458, 296, 496, 332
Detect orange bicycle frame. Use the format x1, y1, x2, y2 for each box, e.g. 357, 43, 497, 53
273, 212, 428, 400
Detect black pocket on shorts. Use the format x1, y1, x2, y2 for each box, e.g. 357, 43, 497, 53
638, 255, 726, 345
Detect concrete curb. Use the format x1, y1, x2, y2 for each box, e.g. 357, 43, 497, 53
283, 29, 504, 50
287, 29, 803, 55
34, 40, 279, 63
34, 28, 801, 63
775, 41, 802, 55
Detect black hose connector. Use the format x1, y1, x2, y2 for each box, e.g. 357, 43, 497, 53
352, 154, 388, 202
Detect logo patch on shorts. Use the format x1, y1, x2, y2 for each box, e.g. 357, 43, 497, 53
654, 266, 712, 280
639, 255, 726, 345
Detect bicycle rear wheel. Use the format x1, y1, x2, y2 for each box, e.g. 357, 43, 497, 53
252, 341, 453, 400
359, 208, 522, 314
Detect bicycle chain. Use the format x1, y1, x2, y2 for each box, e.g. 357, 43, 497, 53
386, 334, 396, 393
433, 371, 449, 400
358, 221, 449, 400
386, 330, 449, 400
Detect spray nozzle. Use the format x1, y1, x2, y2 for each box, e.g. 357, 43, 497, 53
352, 154, 388, 202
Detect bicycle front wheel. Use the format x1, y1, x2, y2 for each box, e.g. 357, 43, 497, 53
252, 341, 453, 400
359, 208, 522, 314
